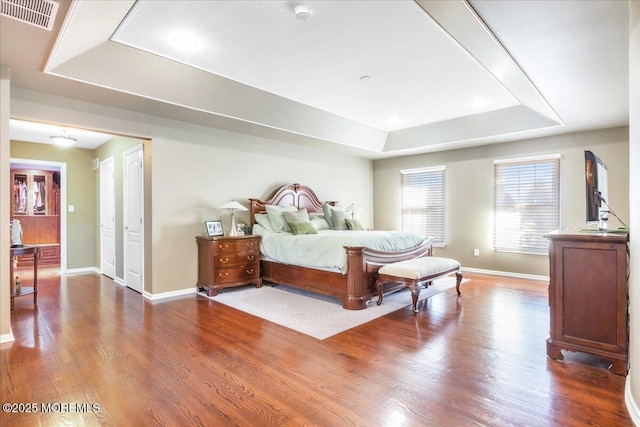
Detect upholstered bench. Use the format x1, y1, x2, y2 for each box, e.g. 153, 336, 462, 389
375, 257, 462, 315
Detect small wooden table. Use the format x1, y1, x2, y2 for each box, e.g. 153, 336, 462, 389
10, 245, 39, 311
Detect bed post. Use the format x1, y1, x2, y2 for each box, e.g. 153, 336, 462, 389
344, 246, 370, 310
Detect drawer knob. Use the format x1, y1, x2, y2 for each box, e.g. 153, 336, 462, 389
218, 244, 229, 250
247, 255, 254, 261
247, 242, 254, 247
246, 268, 254, 275
219, 257, 229, 264
218, 272, 229, 278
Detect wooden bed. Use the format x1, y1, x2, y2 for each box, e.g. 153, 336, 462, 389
249, 183, 433, 310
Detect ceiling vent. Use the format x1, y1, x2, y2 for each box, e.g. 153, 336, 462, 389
1, 0, 59, 31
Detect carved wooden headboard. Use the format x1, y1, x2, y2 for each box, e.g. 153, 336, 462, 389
249, 183, 336, 226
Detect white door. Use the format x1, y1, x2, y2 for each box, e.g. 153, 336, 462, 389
100, 157, 116, 279
123, 145, 144, 293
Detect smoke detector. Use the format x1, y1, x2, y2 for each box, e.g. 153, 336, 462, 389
294, 4, 312, 21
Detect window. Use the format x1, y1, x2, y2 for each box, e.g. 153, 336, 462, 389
401, 166, 445, 246
494, 155, 560, 255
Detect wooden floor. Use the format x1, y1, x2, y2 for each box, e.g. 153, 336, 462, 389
1, 268, 632, 426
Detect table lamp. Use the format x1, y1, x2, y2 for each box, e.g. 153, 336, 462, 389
345, 203, 362, 220
218, 200, 248, 236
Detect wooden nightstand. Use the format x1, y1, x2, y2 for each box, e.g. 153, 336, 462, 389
196, 235, 261, 296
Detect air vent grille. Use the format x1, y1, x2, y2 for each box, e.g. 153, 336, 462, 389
1, 0, 59, 31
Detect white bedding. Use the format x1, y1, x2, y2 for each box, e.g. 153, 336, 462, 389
253, 226, 426, 273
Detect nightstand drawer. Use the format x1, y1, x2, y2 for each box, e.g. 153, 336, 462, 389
211, 239, 258, 254
215, 266, 260, 284
213, 253, 258, 268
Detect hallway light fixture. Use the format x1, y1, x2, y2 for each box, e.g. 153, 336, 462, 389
50, 129, 76, 147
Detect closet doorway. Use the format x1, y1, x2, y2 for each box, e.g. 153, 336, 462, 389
10, 159, 66, 271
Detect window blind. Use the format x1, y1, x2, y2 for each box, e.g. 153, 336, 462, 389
401, 166, 445, 246
494, 156, 560, 255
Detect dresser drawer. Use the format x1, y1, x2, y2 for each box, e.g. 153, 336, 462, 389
213, 253, 258, 268
214, 265, 260, 284
211, 238, 258, 254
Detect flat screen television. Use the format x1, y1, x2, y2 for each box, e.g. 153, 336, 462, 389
584, 150, 609, 225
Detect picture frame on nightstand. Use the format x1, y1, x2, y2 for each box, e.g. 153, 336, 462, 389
204, 220, 223, 237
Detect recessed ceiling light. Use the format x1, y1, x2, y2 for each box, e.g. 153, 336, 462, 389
294, 4, 312, 21
171, 33, 199, 50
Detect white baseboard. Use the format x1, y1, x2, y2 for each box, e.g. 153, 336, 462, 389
625, 374, 640, 426
64, 266, 100, 275
0, 329, 14, 344
462, 267, 549, 282
144, 287, 195, 301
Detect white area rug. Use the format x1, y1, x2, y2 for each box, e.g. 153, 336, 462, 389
200, 276, 466, 340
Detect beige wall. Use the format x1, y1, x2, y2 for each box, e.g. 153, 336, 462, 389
94, 136, 149, 282
1, 67, 10, 340
8, 88, 372, 296
10, 141, 96, 270
627, 0, 639, 419
150, 126, 372, 294
373, 127, 629, 277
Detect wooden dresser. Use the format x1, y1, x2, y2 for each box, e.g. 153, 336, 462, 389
196, 235, 261, 296
547, 230, 629, 375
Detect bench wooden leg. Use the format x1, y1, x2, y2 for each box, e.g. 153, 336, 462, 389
408, 284, 421, 315
455, 271, 463, 295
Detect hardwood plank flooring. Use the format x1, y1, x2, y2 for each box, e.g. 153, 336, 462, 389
1, 268, 632, 426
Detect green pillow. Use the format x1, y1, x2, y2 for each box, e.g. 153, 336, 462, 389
266, 205, 297, 233
287, 221, 317, 235
322, 203, 334, 228
346, 219, 365, 231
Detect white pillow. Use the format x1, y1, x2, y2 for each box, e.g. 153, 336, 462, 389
251, 223, 273, 236
331, 208, 349, 230
283, 208, 310, 223
254, 213, 274, 232
310, 218, 331, 231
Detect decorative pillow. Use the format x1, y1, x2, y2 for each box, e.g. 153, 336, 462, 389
254, 213, 274, 232
283, 208, 309, 223
309, 212, 326, 219
288, 221, 317, 235
331, 208, 349, 230
346, 219, 365, 231
322, 203, 335, 228
310, 218, 331, 231
251, 223, 273, 235
266, 205, 297, 233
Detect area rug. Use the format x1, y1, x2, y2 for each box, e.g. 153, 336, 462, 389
199, 276, 467, 340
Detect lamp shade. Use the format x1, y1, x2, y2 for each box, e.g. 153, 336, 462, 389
218, 200, 248, 211
345, 203, 362, 220
345, 203, 362, 213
